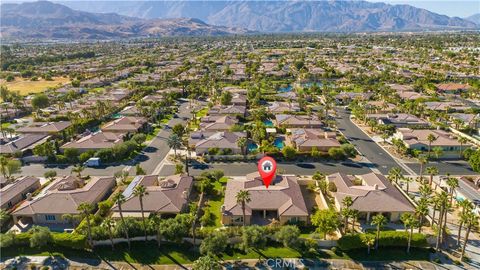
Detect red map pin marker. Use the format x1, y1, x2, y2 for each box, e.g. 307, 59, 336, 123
258, 156, 277, 188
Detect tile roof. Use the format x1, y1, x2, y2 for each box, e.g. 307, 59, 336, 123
102, 116, 147, 132
1, 176, 40, 206
222, 172, 308, 217
61, 132, 124, 150
327, 172, 414, 213
16, 121, 71, 133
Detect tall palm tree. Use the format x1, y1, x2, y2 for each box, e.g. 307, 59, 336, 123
133, 185, 149, 241
426, 134, 438, 157
235, 190, 251, 227
415, 198, 429, 233
371, 214, 387, 250
458, 137, 468, 158
401, 213, 417, 253
167, 134, 182, 158
102, 217, 116, 250
402, 176, 413, 194
388, 167, 402, 184
237, 137, 247, 156
417, 155, 428, 181
435, 191, 449, 251
425, 166, 438, 187
341, 196, 353, 234
350, 209, 359, 234
446, 177, 459, 205
363, 234, 375, 255
112, 193, 131, 250
460, 210, 479, 261
77, 202, 94, 247
456, 200, 473, 246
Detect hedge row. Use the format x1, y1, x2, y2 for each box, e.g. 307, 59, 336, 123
1, 232, 86, 250
337, 231, 428, 251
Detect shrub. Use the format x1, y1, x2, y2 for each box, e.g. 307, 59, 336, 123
55, 155, 68, 164
79, 151, 95, 163
328, 147, 345, 160
52, 233, 86, 249
337, 231, 428, 251
63, 148, 80, 163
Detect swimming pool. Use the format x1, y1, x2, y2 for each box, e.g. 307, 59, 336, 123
274, 137, 284, 149
278, 85, 293, 93
263, 120, 274, 127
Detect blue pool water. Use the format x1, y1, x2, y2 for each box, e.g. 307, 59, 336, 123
247, 143, 258, 152
112, 113, 122, 119
274, 137, 284, 149
301, 82, 322, 88
263, 120, 274, 127
278, 85, 293, 93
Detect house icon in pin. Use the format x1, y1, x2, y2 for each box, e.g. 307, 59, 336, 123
262, 161, 272, 172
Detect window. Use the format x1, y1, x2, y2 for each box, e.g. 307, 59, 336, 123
7, 201, 12, 208
45, 215, 56, 221
233, 216, 243, 223
290, 217, 299, 223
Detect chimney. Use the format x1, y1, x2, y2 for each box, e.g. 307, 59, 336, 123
221, 205, 225, 212
373, 184, 378, 190
182, 189, 189, 200
26, 193, 33, 201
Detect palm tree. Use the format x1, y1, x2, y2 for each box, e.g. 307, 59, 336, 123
415, 198, 429, 233
401, 213, 417, 253
351, 209, 359, 234
425, 166, 438, 187
102, 217, 116, 250
112, 193, 131, 250
371, 214, 387, 250
237, 137, 247, 156
363, 234, 376, 255
341, 196, 353, 234
77, 202, 94, 247
435, 191, 449, 251
460, 210, 479, 261
133, 185, 149, 241
235, 190, 251, 227
458, 137, 468, 157
167, 134, 182, 158
446, 177, 459, 205
0, 156, 8, 180
456, 200, 474, 246
402, 176, 413, 194
71, 165, 84, 178
417, 155, 428, 181
426, 134, 438, 157
387, 167, 402, 184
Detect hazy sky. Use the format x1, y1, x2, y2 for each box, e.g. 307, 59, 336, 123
377, 0, 479, 17
6, 0, 480, 18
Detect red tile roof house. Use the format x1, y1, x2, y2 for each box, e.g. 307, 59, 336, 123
0, 176, 41, 210
394, 128, 469, 157
101, 116, 149, 134
208, 105, 246, 117
366, 113, 430, 128
16, 121, 71, 136
60, 132, 125, 153
199, 115, 239, 131
268, 101, 300, 114
111, 174, 193, 218
286, 128, 341, 152
274, 114, 323, 128
435, 83, 470, 94
12, 176, 116, 230
222, 172, 309, 226
327, 172, 414, 222
193, 132, 246, 155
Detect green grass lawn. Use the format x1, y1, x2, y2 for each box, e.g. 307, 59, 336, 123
203, 180, 225, 227
1, 242, 431, 265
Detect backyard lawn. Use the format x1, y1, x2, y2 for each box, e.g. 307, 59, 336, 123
0, 77, 70, 96
203, 179, 225, 227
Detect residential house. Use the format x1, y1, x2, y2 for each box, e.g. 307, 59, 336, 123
365, 101, 396, 114
101, 116, 148, 134
449, 113, 479, 129
0, 177, 41, 210
16, 121, 71, 136
327, 172, 414, 222
199, 115, 239, 131
193, 131, 246, 155
12, 176, 116, 228
111, 174, 193, 218
119, 105, 142, 117
0, 134, 49, 155
394, 128, 469, 156
222, 172, 309, 225
60, 132, 124, 153
334, 92, 373, 104
209, 105, 246, 117
436, 83, 470, 94
268, 102, 300, 114
366, 113, 430, 128
274, 114, 323, 128
231, 93, 247, 106
424, 102, 469, 112
286, 128, 341, 152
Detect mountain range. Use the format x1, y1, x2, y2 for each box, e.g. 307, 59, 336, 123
0, 1, 250, 40
1, 1, 478, 40
465, 13, 480, 24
